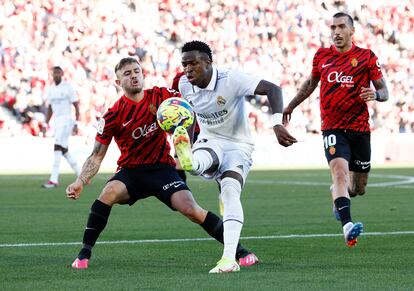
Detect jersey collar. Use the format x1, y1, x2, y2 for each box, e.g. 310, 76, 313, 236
193, 65, 218, 93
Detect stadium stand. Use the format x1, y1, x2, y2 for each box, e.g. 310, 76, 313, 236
0, 0, 413, 137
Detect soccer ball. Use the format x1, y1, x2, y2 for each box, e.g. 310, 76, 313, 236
157, 97, 194, 134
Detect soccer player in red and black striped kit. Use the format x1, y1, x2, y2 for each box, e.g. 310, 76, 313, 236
66, 57, 257, 269
283, 12, 388, 247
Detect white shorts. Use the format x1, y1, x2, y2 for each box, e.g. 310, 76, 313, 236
54, 118, 74, 148
192, 136, 254, 185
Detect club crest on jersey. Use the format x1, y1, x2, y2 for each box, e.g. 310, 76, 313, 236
351, 58, 358, 67
149, 103, 157, 115
216, 96, 226, 106
97, 118, 105, 135
329, 146, 336, 155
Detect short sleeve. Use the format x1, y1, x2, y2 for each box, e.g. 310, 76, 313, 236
95, 106, 117, 145
368, 50, 383, 81
311, 49, 322, 78
161, 87, 181, 102
229, 69, 261, 97
172, 72, 185, 91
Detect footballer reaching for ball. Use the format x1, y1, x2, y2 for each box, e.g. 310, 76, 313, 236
283, 12, 389, 247
66, 57, 258, 269
172, 41, 296, 273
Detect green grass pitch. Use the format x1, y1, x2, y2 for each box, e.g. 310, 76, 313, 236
1, 168, 413, 290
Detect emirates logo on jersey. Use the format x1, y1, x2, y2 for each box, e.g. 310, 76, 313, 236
351, 58, 358, 67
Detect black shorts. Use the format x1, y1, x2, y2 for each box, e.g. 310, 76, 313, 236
322, 129, 371, 173
108, 164, 190, 209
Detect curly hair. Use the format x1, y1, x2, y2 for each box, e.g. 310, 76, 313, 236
182, 40, 213, 62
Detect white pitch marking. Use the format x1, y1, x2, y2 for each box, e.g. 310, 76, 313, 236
1, 231, 414, 248
240, 174, 414, 189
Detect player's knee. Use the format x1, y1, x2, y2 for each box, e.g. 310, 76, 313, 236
99, 184, 126, 206
332, 168, 349, 185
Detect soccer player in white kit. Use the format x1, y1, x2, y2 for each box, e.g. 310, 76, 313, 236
173, 41, 297, 273
42, 66, 81, 188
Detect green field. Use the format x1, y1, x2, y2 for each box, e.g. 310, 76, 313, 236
1, 168, 413, 290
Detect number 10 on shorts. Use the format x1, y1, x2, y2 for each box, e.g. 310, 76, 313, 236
324, 134, 337, 149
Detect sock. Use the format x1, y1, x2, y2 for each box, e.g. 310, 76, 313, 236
77, 244, 92, 260
192, 150, 213, 174
64, 152, 81, 176
177, 169, 187, 183
79, 200, 112, 258
334, 197, 352, 226
50, 151, 63, 183
200, 211, 248, 260
221, 177, 244, 260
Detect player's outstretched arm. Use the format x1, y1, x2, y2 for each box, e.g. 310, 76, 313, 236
360, 77, 389, 102
283, 74, 320, 124
254, 80, 297, 147
66, 141, 108, 200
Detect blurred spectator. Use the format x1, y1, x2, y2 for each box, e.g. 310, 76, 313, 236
0, 0, 413, 136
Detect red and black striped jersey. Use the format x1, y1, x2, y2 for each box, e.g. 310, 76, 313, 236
96, 86, 180, 169
312, 44, 383, 132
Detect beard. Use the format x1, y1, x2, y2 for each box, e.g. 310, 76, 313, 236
126, 86, 143, 95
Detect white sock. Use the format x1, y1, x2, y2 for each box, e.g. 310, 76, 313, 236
50, 151, 63, 183
220, 177, 243, 260
191, 150, 213, 175
64, 152, 81, 176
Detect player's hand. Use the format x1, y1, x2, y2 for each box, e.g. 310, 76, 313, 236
66, 179, 84, 200
273, 125, 298, 147
360, 87, 376, 102
282, 106, 293, 125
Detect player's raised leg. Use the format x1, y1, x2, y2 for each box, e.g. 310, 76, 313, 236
172, 126, 193, 171
173, 127, 221, 176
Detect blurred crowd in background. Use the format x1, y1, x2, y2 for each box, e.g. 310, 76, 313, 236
0, 0, 413, 138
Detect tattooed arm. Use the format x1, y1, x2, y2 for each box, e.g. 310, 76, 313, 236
66, 141, 109, 200
360, 77, 389, 102
283, 74, 320, 124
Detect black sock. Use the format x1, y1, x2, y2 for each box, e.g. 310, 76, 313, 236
77, 245, 92, 260
79, 199, 112, 259
177, 169, 187, 183
334, 197, 352, 226
200, 211, 248, 260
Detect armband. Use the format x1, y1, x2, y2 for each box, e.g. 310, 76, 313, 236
271, 113, 283, 127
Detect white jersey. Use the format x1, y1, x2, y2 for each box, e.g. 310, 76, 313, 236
46, 81, 77, 120
179, 66, 261, 145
